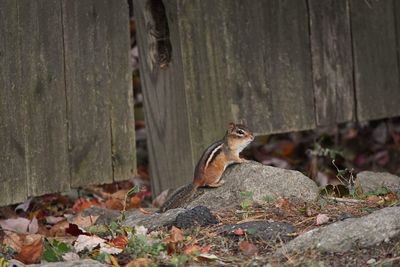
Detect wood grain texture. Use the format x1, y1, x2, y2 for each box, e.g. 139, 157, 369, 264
261, 0, 315, 132
106, 0, 136, 181
0, 1, 28, 205
308, 0, 355, 125
19, 0, 70, 196
62, 0, 113, 187
134, 0, 194, 195
351, 0, 400, 121
177, 0, 315, 159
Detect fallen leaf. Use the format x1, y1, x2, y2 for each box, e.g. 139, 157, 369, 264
233, 228, 245, 236
200, 244, 212, 254
99, 243, 122, 254
0, 217, 38, 234
70, 214, 99, 229
72, 198, 101, 212
198, 253, 218, 260
275, 198, 290, 210
3, 233, 43, 264
183, 245, 200, 255
62, 252, 80, 261
15, 198, 33, 213
239, 241, 258, 256
110, 235, 128, 249
125, 257, 153, 267
105, 198, 124, 210
316, 214, 330, 225
166, 226, 184, 243
74, 235, 105, 253
130, 196, 142, 208
49, 220, 69, 237
65, 223, 84, 236
45, 216, 65, 225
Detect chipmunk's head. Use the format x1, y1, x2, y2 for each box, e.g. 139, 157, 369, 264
225, 122, 254, 152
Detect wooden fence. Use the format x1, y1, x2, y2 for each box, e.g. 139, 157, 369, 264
0, 0, 135, 205
134, 0, 400, 196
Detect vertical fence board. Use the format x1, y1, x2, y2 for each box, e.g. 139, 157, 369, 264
262, 0, 315, 132
134, 0, 195, 195
177, 0, 236, 161
19, 0, 69, 196
62, 0, 113, 187
106, 0, 136, 181
351, 0, 400, 121
309, 0, 355, 125
0, 1, 27, 205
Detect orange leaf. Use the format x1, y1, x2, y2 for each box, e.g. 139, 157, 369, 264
167, 226, 184, 243
275, 198, 290, 210
110, 235, 128, 249
13, 234, 43, 264
183, 245, 200, 255
72, 198, 101, 212
239, 240, 258, 256
130, 196, 142, 208
105, 198, 124, 210
200, 244, 212, 254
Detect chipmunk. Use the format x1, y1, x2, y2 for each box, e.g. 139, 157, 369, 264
158, 123, 254, 212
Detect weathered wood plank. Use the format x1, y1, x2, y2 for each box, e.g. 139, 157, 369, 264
178, 0, 315, 158
134, 0, 194, 195
0, 1, 28, 205
351, 0, 400, 121
308, 0, 355, 125
62, 0, 113, 187
19, 0, 70, 196
176, 0, 236, 161
106, 0, 136, 181
262, 0, 315, 132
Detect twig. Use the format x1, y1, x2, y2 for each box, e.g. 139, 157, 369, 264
325, 196, 365, 203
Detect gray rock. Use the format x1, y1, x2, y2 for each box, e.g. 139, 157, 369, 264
220, 221, 296, 242
356, 171, 400, 194
27, 259, 107, 267
175, 206, 218, 229
278, 206, 400, 255
123, 208, 185, 230
187, 161, 319, 210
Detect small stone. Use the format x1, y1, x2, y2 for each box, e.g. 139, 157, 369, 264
174, 206, 218, 229
366, 258, 376, 264
356, 171, 400, 194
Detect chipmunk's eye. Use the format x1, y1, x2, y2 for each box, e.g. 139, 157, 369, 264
236, 129, 245, 135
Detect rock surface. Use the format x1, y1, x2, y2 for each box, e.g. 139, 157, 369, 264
175, 206, 218, 229
356, 171, 400, 194
278, 206, 400, 255
27, 259, 107, 267
187, 161, 319, 210
123, 208, 185, 230
220, 221, 296, 243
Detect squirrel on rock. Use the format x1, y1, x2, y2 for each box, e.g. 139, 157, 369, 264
158, 122, 254, 212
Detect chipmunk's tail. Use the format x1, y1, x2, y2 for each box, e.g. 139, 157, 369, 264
158, 183, 198, 213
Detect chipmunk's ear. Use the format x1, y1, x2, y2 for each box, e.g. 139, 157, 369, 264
228, 122, 236, 131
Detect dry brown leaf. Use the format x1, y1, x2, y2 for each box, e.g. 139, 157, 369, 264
316, 214, 330, 225
166, 226, 184, 243
4, 233, 43, 264
72, 198, 101, 212
129, 196, 142, 208
49, 220, 69, 237
125, 257, 153, 267
105, 198, 124, 210
110, 235, 128, 249
183, 245, 200, 255
275, 198, 290, 210
70, 214, 99, 228
239, 240, 258, 256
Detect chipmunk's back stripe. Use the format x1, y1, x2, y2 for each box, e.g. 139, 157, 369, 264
205, 143, 222, 169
